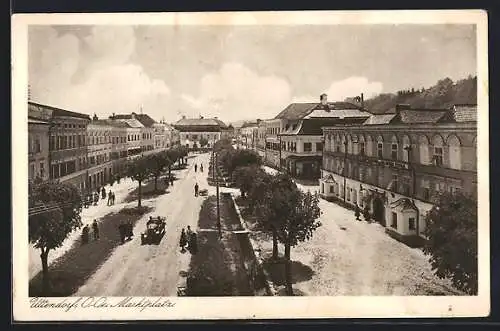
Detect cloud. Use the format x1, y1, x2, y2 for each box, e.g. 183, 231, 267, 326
181, 62, 292, 122
29, 26, 172, 122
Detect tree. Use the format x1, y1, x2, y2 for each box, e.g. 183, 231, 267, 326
199, 137, 209, 148
279, 189, 321, 295
233, 165, 261, 198
29, 181, 83, 293
148, 152, 170, 192
126, 156, 152, 208
165, 148, 179, 177
228, 149, 262, 175
423, 191, 478, 294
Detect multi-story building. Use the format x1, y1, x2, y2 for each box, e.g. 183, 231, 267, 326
265, 94, 370, 179
221, 124, 235, 140
28, 116, 50, 182
256, 120, 267, 152
173, 116, 228, 149
107, 119, 129, 178
112, 112, 156, 154
320, 103, 477, 246
240, 121, 260, 149
28, 102, 91, 191
112, 115, 143, 159
86, 115, 114, 191
153, 121, 171, 151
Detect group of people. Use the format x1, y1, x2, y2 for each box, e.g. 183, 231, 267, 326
83, 187, 116, 208
179, 225, 197, 254
118, 221, 134, 244
194, 163, 203, 172
81, 219, 100, 245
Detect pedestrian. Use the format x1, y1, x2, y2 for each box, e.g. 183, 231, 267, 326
111, 192, 115, 205
186, 225, 193, 238
170, 177, 174, 187
82, 225, 90, 245
107, 191, 112, 206
194, 183, 199, 197
200, 164, 203, 172
101, 187, 106, 200
189, 232, 198, 254
93, 192, 99, 206
354, 204, 361, 221
195, 164, 198, 172
179, 228, 187, 252
92, 219, 100, 240
363, 205, 371, 223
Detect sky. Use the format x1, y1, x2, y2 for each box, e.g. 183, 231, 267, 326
29, 24, 476, 124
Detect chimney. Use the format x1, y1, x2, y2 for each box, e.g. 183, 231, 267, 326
395, 104, 411, 115
360, 93, 364, 108
182, 115, 186, 119
320, 93, 328, 105
131, 112, 136, 119
93, 113, 98, 121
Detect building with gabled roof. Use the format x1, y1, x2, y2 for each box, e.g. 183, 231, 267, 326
264, 93, 371, 179
173, 115, 228, 149
320, 103, 477, 247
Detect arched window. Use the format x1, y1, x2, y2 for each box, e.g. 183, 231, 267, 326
366, 135, 373, 157
376, 135, 384, 159
432, 135, 445, 167
447, 135, 462, 170
352, 134, 359, 155
359, 135, 366, 156
419, 135, 430, 165
402, 135, 411, 162
390, 135, 399, 160
346, 135, 352, 154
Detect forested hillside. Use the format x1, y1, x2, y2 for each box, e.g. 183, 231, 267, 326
362, 76, 477, 114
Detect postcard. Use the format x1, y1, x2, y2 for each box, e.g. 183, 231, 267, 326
12, 10, 489, 321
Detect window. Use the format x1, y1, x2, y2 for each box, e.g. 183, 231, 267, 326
329, 185, 334, 193
39, 162, 45, 178
346, 186, 350, 201
34, 136, 41, 153
29, 163, 35, 179
391, 143, 398, 160
402, 135, 411, 162
360, 141, 365, 156
316, 142, 323, 152
419, 136, 430, 164
409, 217, 416, 230
304, 142, 312, 152
434, 147, 443, 166
377, 143, 383, 158
448, 135, 461, 170
391, 212, 398, 229
392, 174, 399, 192
49, 136, 55, 151
423, 187, 430, 201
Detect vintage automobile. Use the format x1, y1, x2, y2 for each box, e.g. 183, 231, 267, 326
141, 216, 166, 245
199, 188, 208, 196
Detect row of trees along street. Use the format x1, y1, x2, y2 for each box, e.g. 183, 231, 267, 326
214, 138, 478, 296
28, 145, 189, 293
214, 139, 322, 295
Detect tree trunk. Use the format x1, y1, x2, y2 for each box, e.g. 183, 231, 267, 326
138, 180, 142, 208
169, 165, 172, 179
272, 227, 279, 260
284, 239, 293, 296
40, 248, 50, 294
154, 175, 158, 192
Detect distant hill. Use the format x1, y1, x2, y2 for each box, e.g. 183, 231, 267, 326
362, 76, 477, 114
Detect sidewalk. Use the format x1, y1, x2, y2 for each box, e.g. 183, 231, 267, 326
28, 177, 138, 279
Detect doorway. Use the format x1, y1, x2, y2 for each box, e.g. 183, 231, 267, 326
373, 196, 386, 226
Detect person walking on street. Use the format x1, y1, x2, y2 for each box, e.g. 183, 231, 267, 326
107, 191, 112, 206
195, 164, 198, 172
179, 228, 187, 252
92, 219, 100, 240
101, 187, 106, 200
82, 225, 90, 245
170, 177, 174, 187
194, 183, 199, 197
186, 226, 193, 238
200, 164, 203, 172
355, 204, 361, 221
93, 192, 99, 205
111, 192, 115, 205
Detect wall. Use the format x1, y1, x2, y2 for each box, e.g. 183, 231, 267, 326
28, 122, 50, 181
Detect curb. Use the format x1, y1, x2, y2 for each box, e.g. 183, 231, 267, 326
230, 193, 276, 296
